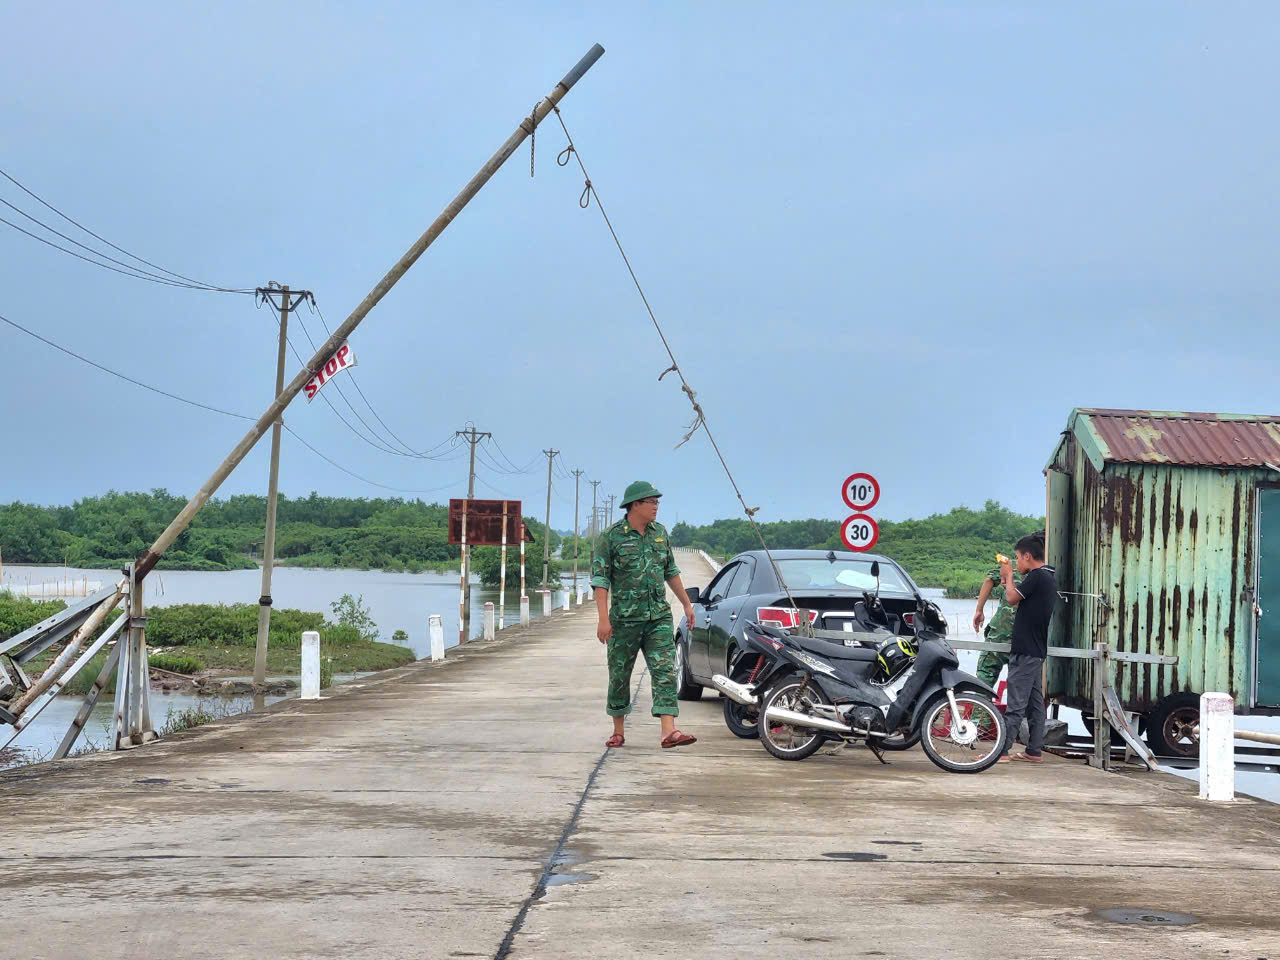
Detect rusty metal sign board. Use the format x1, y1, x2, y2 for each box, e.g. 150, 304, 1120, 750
448, 499, 531, 546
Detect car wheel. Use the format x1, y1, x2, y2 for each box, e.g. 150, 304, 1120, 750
675, 633, 703, 701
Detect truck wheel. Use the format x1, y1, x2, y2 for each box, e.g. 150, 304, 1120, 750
675, 635, 702, 701
1145, 692, 1202, 758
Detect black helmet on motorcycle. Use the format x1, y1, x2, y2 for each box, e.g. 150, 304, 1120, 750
874, 636, 917, 683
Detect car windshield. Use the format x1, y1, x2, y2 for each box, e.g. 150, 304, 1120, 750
774, 558, 910, 592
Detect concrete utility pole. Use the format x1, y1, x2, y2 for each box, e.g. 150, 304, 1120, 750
571, 469, 584, 597
589, 481, 601, 557
455, 425, 491, 644
607, 494, 617, 527
541, 449, 559, 587
253, 284, 310, 690
129, 44, 605, 583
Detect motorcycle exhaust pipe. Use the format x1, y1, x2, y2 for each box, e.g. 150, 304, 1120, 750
711, 674, 758, 706
763, 704, 854, 735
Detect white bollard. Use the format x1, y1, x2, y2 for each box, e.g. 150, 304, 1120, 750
429, 614, 445, 661
562, 590, 571, 612
300, 631, 321, 699
1198, 692, 1235, 802
520, 595, 530, 626
542, 590, 552, 617
483, 602, 495, 640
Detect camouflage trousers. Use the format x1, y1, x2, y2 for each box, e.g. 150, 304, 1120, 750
606, 617, 678, 718
976, 649, 1009, 690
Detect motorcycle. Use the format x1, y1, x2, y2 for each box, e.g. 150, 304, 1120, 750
714, 568, 1006, 773
715, 588, 917, 751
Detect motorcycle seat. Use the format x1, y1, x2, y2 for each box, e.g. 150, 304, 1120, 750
791, 636, 879, 662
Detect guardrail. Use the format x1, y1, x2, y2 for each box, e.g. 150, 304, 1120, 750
802, 626, 1175, 773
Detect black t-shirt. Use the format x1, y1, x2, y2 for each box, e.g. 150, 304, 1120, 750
1011, 565, 1057, 659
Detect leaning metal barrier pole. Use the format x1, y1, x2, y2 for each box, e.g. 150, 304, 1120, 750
132, 44, 606, 581
9, 581, 125, 715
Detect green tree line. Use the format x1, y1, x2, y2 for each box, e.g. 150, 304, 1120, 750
0, 491, 560, 573
670, 500, 1043, 597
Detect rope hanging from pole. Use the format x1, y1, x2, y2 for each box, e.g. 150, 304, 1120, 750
545, 105, 805, 622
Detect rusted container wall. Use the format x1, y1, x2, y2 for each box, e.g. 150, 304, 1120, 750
1060, 457, 1260, 709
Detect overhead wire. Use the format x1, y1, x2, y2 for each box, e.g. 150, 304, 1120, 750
1, 308, 458, 496
310, 298, 454, 459
0, 167, 253, 293
260, 294, 462, 462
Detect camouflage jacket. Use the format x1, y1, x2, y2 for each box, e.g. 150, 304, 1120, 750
983, 565, 1021, 643
590, 518, 680, 623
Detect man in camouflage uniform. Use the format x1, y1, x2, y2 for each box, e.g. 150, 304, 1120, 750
591, 480, 698, 749
973, 561, 1020, 691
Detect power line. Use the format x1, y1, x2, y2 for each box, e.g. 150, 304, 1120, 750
0, 212, 252, 293
1, 308, 456, 495
0, 310, 253, 420
311, 299, 455, 459
487, 435, 538, 474
261, 296, 462, 462
0, 166, 250, 292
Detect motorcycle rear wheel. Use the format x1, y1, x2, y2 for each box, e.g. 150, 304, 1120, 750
919, 693, 1005, 773
723, 697, 759, 738
758, 677, 830, 761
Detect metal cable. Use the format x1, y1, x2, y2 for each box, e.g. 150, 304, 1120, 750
1, 311, 253, 420
548, 107, 806, 618
261, 297, 462, 462
0, 198, 251, 293
1, 307, 455, 495
0, 166, 249, 292
0, 213, 252, 293
311, 298, 461, 459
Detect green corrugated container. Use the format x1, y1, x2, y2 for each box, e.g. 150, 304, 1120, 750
1044, 409, 1280, 755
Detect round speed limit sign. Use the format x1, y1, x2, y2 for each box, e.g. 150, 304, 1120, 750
842, 472, 880, 511
841, 513, 880, 552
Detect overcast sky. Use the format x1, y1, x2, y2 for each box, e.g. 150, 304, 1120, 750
2, 2, 1276, 529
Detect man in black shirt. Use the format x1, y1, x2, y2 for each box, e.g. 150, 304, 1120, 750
997, 532, 1057, 763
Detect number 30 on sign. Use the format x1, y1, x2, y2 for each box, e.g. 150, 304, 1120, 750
841, 513, 879, 552
303, 343, 357, 402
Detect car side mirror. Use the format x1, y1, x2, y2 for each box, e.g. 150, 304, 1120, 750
685, 586, 701, 606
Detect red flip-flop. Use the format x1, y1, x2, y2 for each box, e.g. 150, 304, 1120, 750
605, 734, 624, 748
661, 730, 697, 749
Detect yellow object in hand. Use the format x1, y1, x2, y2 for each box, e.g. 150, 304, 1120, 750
995, 553, 1009, 565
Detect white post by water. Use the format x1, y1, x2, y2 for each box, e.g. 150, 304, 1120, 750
300, 631, 320, 699
483, 602, 495, 640
541, 590, 552, 617
520, 595, 530, 626
562, 590, 570, 612
1198, 692, 1235, 802
429, 614, 445, 661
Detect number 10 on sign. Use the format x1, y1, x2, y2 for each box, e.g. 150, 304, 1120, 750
841, 513, 879, 552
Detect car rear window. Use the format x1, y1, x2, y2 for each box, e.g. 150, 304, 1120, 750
774, 558, 910, 592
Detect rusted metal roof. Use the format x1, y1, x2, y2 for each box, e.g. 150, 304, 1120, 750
1074, 408, 1280, 468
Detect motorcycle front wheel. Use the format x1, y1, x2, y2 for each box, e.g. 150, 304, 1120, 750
757, 677, 830, 762
919, 692, 1005, 774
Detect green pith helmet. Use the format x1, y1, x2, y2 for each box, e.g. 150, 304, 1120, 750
621, 480, 662, 507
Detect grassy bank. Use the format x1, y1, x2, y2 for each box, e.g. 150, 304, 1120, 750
56, 640, 414, 695
4, 594, 416, 697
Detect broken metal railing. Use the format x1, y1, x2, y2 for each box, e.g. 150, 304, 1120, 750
798, 625, 1175, 772
1, 564, 154, 758
949, 638, 1176, 772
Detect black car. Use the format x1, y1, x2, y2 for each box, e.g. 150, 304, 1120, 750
675, 549, 927, 700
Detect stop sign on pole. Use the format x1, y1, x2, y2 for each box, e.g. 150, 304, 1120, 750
842, 473, 880, 511
840, 513, 880, 552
